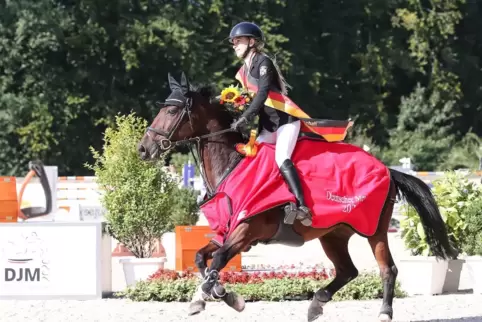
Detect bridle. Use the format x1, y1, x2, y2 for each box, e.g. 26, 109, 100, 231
145, 95, 237, 196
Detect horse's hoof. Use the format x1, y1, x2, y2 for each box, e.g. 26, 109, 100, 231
188, 300, 205, 316
378, 313, 392, 322
307, 300, 324, 322
223, 292, 245, 312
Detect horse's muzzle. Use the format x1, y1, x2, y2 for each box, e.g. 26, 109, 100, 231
137, 143, 150, 160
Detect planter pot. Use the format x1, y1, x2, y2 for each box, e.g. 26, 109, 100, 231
442, 258, 465, 293
398, 256, 448, 295
161, 232, 176, 270
465, 256, 482, 294
119, 257, 167, 287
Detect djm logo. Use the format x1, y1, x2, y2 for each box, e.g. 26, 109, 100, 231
5, 267, 40, 282
1, 231, 50, 283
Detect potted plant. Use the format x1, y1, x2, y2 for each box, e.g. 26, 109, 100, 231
399, 171, 480, 295
86, 113, 177, 286
460, 197, 482, 294
398, 203, 450, 295
430, 172, 481, 293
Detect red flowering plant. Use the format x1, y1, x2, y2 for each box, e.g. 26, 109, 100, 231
148, 268, 197, 281
147, 267, 334, 284
218, 269, 333, 284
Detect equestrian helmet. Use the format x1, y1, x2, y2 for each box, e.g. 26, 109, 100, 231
228, 22, 264, 43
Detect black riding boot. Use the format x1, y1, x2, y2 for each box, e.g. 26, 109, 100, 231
279, 159, 312, 226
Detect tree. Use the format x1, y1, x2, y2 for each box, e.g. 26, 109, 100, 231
85, 113, 177, 258
382, 84, 457, 170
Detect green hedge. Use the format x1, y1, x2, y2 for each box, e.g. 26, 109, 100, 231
460, 197, 482, 256
118, 269, 407, 302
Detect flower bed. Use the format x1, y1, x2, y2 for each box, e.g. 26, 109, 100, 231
119, 268, 407, 302
241, 263, 326, 271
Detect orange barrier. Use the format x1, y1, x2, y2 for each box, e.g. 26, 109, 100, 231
0, 160, 52, 222
0, 177, 19, 222
175, 225, 242, 272
0, 169, 40, 222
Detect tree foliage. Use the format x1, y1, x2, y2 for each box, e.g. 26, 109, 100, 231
1, 0, 481, 174
85, 113, 177, 258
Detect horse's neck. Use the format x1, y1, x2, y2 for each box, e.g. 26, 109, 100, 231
200, 131, 242, 192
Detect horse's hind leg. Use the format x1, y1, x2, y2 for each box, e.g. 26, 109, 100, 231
307, 229, 358, 322
368, 186, 398, 322
369, 232, 398, 322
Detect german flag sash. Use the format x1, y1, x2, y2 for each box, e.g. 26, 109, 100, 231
235, 66, 353, 142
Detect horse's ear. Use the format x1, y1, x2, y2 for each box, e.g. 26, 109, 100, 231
180, 72, 190, 94
168, 73, 181, 92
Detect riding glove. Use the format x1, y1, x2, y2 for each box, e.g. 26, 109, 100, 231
231, 117, 248, 131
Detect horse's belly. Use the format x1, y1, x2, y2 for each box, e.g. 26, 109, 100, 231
259, 216, 305, 247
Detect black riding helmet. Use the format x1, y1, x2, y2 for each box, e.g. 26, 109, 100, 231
228, 22, 265, 43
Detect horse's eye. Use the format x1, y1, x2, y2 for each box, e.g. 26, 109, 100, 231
167, 107, 179, 115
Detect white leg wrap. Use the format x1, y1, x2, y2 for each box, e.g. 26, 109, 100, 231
191, 283, 207, 303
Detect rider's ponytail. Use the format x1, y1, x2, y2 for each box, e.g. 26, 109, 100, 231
254, 42, 292, 95
270, 54, 292, 96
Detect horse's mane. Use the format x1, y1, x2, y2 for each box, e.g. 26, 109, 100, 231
190, 83, 246, 182
191, 84, 235, 129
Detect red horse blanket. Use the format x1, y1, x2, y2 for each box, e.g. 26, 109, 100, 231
200, 137, 391, 246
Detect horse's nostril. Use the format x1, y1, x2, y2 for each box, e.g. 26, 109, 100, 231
138, 144, 148, 159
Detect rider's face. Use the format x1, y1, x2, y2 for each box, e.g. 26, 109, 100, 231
231, 36, 254, 58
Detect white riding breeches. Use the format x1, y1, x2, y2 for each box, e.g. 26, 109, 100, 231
256, 121, 301, 167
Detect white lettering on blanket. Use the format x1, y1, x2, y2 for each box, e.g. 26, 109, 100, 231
326, 191, 366, 213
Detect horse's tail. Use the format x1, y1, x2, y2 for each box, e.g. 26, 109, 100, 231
389, 168, 458, 260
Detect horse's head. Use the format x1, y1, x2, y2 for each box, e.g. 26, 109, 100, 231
138, 72, 234, 160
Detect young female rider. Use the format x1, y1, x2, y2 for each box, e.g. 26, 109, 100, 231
228, 21, 312, 226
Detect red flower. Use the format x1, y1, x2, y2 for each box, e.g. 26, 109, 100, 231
147, 266, 336, 284
234, 96, 246, 105
148, 268, 196, 281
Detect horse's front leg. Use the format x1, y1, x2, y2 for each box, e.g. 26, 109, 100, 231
189, 241, 219, 315
201, 223, 252, 313
195, 240, 219, 278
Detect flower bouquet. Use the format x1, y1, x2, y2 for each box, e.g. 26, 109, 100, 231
219, 85, 253, 115
219, 85, 260, 157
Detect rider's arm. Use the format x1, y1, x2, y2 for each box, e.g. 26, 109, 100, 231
241, 57, 275, 120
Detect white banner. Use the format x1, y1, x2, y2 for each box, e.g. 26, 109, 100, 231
0, 222, 102, 299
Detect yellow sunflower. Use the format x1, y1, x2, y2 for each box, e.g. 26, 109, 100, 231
220, 86, 241, 103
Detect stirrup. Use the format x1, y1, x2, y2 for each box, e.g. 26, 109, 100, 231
283, 203, 312, 226
297, 205, 313, 226
284, 203, 298, 225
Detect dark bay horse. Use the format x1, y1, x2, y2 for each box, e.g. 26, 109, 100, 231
137, 73, 457, 322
